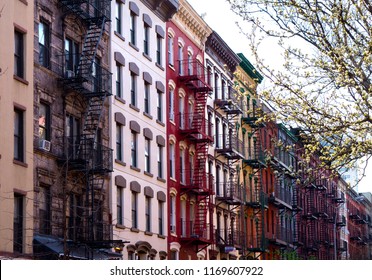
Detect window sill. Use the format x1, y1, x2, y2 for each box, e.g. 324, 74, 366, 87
145, 231, 153, 236
13, 75, 29, 85
156, 120, 165, 127
157, 177, 166, 183
130, 227, 140, 233
143, 112, 153, 120
143, 53, 152, 62
13, 159, 28, 168
19, 0, 28, 5
129, 42, 139, 52
144, 171, 153, 178
130, 165, 141, 172
155, 63, 164, 71
114, 31, 125, 42
158, 234, 166, 239
115, 95, 126, 104
168, 64, 175, 71
115, 159, 126, 167
169, 119, 176, 126
115, 224, 126, 229
129, 104, 140, 112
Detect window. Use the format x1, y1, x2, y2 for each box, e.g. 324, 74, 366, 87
13, 194, 24, 253
156, 35, 162, 65
178, 45, 183, 75
157, 90, 163, 122
116, 63, 122, 98
145, 196, 151, 232
131, 131, 137, 167
214, 73, 219, 99
144, 138, 151, 173
170, 195, 176, 232
158, 145, 163, 178
65, 38, 79, 76
14, 30, 24, 78
144, 24, 150, 56
169, 87, 174, 121
115, 1, 122, 35
117, 187, 123, 225
131, 192, 138, 228
169, 143, 175, 178
144, 82, 150, 114
158, 201, 164, 235
38, 21, 50, 68
14, 109, 24, 162
215, 118, 220, 148
68, 193, 82, 240
180, 148, 185, 184
187, 52, 192, 75
130, 12, 136, 45
116, 124, 123, 161
39, 185, 51, 235
130, 72, 137, 106
38, 103, 51, 142
168, 35, 174, 66
66, 114, 80, 159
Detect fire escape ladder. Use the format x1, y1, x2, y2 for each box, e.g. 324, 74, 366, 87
77, 20, 105, 82
85, 173, 106, 242
82, 95, 106, 139
193, 196, 210, 239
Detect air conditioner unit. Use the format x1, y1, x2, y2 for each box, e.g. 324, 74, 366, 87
39, 139, 51, 152
65, 70, 75, 78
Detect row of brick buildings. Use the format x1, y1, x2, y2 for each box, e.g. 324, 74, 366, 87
1, 0, 372, 260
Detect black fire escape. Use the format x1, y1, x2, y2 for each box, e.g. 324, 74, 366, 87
57, 0, 118, 253
241, 104, 268, 258
214, 84, 245, 253
178, 59, 214, 251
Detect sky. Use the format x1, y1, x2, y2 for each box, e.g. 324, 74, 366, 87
186, 0, 372, 194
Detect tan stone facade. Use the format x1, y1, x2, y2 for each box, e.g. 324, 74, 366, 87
0, 0, 34, 256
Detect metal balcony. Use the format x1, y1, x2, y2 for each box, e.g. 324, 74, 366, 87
179, 170, 214, 195
215, 229, 244, 250
178, 113, 214, 142
215, 134, 245, 159
59, 0, 111, 23
215, 181, 243, 205
269, 185, 293, 209
246, 190, 268, 209
214, 86, 243, 115
243, 147, 267, 168
178, 59, 212, 92
58, 136, 113, 173
58, 56, 112, 97
179, 220, 213, 244
269, 225, 294, 246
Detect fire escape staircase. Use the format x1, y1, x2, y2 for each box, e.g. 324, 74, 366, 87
178, 59, 213, 249
58, 0, 115, 247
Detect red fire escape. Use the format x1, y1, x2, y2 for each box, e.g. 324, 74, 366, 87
178, 59, 214, 250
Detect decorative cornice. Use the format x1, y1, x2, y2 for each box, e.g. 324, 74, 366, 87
237, 53, 264, 83
172, 0, 212, 48
140, 0, 179, 22
206, 31, 241, 74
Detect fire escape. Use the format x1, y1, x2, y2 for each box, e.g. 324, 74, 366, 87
214, 84, 245, 253
241, 103, 268, 258
178, 59, 214, 251
301, 177, 319, 257
57, 0, 116, 251
268, 144, 296, 251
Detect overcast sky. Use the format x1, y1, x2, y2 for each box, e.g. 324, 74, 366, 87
186, 0, 371, 194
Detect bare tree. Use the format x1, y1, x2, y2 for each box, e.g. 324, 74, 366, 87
227, 0, 372, 179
